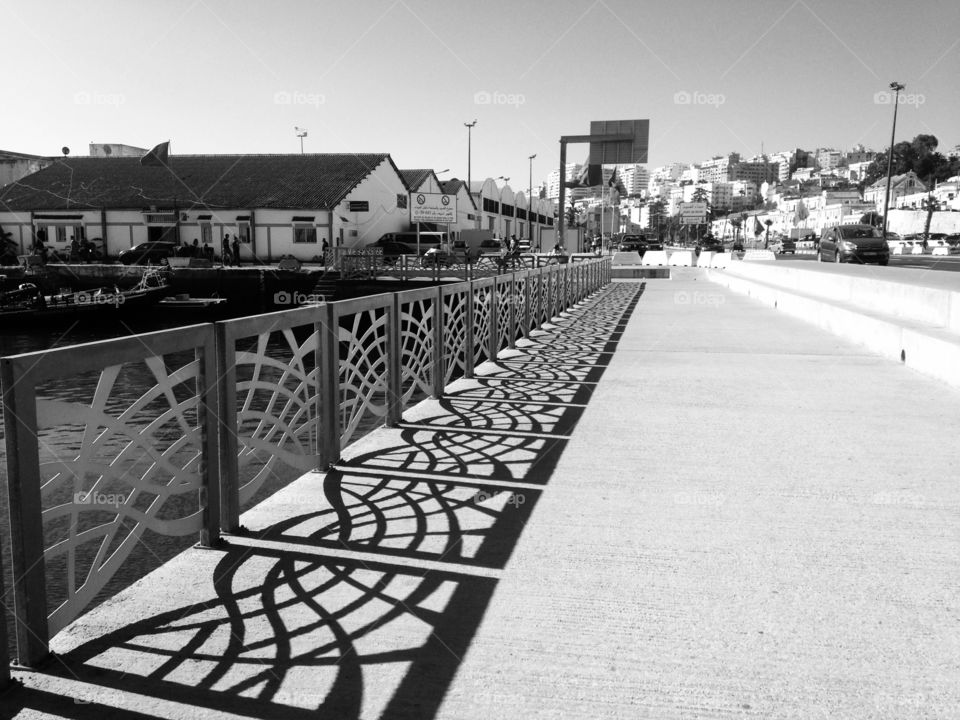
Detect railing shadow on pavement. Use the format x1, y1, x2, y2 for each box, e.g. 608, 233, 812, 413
3, 281, 645, 720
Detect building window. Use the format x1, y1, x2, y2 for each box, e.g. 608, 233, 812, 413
200, 223, 213, 245
237, 222, 251, 244
397, 194, 408, 209
294, 225, 317, 243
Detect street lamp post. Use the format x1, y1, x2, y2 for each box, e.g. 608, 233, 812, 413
294, 127, 307, 154
528, 154, 536, 249
882, 82, 904, 240
464, 120, 477, 195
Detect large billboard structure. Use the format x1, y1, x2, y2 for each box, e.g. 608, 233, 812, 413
557, 119, 649, 250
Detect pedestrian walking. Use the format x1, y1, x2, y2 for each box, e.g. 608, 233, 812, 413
232, 236, 240, 266
222, 234, 231, 266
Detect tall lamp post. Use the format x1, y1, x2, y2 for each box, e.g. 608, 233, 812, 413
528, 154, 536, 249
464, 120, 477, 194
294, 127, 307, 154
881, 82, 904, 240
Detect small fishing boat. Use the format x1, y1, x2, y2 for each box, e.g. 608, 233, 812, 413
0, 268, 171, 325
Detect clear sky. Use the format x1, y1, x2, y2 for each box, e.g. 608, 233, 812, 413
3, 0, 958, 189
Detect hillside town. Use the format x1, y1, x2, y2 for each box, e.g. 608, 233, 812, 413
551, 137, 960, 247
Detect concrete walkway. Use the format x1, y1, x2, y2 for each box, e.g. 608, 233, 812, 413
6, 270, 960, 719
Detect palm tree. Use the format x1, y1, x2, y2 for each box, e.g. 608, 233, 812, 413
921, 194, 939, 240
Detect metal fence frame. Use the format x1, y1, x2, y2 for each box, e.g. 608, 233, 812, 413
0, 257, 610, 676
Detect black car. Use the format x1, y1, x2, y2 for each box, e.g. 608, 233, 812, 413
618, 235, 662, 256
118, 241, 178, 265
365, 240, 419, 264
817, 224, 889, 265
694, 237, 724, 256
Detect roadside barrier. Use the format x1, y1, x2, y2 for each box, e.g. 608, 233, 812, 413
641, 250, 669, 267
668, 250, 695, 267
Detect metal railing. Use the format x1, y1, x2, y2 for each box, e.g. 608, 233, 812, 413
0, 258, 610, 673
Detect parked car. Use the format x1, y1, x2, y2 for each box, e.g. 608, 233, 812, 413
479, 239, 503, 253
773, 237, 796, 254
817, 224, 889, 265
118, 241, 178, 265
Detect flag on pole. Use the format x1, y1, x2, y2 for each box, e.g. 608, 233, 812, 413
607, 167, 627, 196
753, 216, 764, 236
140, 141, 170, 167
564, 161, 603, 188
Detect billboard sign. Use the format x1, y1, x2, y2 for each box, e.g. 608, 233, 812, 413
588, 119, 649, 165
410, 192, 457, 224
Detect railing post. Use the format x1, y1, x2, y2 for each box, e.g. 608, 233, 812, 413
197, 330, 221, 548
0, 534, 10, 688
488, 277, 499, 361
432, 285, 445, 398
522, 271, 531, 340
507, 274, 517, 350
1, 358, 50, 667
318, 302, 341, 468
386, 294, 402, 426
215, 323, 241, 533
465, 284, 476, 378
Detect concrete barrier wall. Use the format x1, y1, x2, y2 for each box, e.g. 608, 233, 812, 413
642, 250, 669, 267
696, 251, 714, 268
706, 267, 960, 388
717, 261, 960, 334
668, 250, 695, 267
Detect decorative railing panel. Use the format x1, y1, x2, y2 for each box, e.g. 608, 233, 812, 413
495, 275, 515, 353
217, 307, 325, 531
441, 286, 470, 387
397, 289, 437, 408
334, 296, 392, 449
471, 279, 495, 367
1, 326, 218, 664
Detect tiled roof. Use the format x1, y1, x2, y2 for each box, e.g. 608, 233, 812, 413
0, 153, 396, 211
399, 169, 435, 191
440, 179, 477, 210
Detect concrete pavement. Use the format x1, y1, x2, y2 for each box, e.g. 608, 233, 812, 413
5, 270, 959, 719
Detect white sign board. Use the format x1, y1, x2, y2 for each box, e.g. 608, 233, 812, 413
410, 192, 457, 224
679, 201, 707, 225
